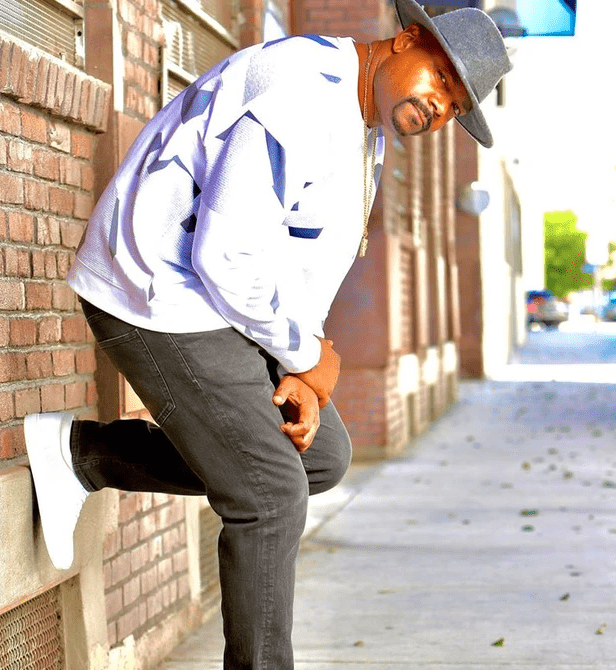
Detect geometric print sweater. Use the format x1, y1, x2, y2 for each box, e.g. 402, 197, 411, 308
68, 35, 384, 373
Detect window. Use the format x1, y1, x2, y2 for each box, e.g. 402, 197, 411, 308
161, 0, 239, 106
0, 0, 84, 67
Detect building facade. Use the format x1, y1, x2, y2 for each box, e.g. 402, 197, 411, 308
0, 0, 462, 667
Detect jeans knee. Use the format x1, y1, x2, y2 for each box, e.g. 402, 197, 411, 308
307, 432, 352, 496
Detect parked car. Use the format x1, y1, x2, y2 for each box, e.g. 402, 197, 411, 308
526, 290, 569, 329
603, 299, 616, 321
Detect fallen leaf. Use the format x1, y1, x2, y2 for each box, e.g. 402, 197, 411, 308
520, 509, 539, 517
491, 638, 505, 647
522, 525, 535, 532
560, 593, 570, 601
354, 640, 365, 647
596, 624, 607, 635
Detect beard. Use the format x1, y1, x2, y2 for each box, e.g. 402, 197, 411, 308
392, 96, 433, 135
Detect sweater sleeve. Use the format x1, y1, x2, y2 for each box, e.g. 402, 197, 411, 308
191, 109, 322, 373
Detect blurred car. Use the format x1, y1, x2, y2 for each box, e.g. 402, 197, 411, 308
526, 290, 568, 329
603, 299, 616, 321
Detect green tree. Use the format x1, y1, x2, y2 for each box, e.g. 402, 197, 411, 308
544, 211, 592, 298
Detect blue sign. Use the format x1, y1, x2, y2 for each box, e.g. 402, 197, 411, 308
516, 0, 576, 36
582, 263, 596, 275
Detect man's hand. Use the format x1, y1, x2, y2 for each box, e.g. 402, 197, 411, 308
295, 337, 340, 408
272, 375, 320, 452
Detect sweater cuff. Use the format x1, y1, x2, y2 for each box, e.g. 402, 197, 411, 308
277, 334, 322, 374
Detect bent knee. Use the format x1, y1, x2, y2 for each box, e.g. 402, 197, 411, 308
306, 432, 352, 496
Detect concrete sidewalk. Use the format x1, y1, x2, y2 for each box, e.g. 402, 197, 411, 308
156, 374, 616, 669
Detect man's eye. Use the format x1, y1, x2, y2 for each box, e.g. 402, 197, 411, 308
453, 104, 460, 117
439, 71, 447, 84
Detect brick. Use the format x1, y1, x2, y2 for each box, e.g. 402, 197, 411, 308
125, 30, 143, 60
7, 43, 26, 99
116, 606, 140, 641
75, 347, 96, 374
139, 512, 156, 541
25, 281, 52, 310
141, 565, 158, 595
56, 251, 71, 279
105, 587, 123, 619
44, 62, 59, 111
104, 530, 121, 560
71, 131, 93, 160
14, 388, 41, 417
0, 136, 6, 166
0, 425, 25, 459
8, 211, 34, 243
49, 187, 74, 216
70, 77, 82, 121
158, 557, 173, 583
119, 492, 139, 523
7, 139, 33, 174
122, 520, 139, 549
0, 392, 14, 422
172, 548, 189, 574
107, 623, 117, 648
148, 536, 162, 562
0, 280, 25, 310
33, 57, 50, 107
162, 527, 179, 555
38, 316, 61, 344
3, 247, 30, 277
37, 217, 61, 245
139, 492, 153, 512
0, 99, 21, 135
0, 318, 8, 347
44, 250, 57, 279
51, 67, 67, 115
111, 552, 131, 585
65, 381, 86, 408
32, 250, 45, 278
123, 576, 141, 607
26, 351, 53, 379
0, 173, 24, 205
146, 591, 162, 620
9, 318, 37, 346
130, 544, 148, 572
48, 121, 70, 153
86, 380, 98, 407
40, 383, 65, 412
60, 71, 76, 119
74, 193, 93, 220
61, 314, 86, 342
52, 349, 74, 376
33, 147, 59, 181
52, 283, 73, 311
58, 155, 81, 187
21, 109, 47, 144
24, 179, 49, 211
81, 165, 94, 192
0, 352, 26, 383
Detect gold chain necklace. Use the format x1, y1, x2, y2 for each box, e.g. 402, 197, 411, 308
360, 43, 377, 258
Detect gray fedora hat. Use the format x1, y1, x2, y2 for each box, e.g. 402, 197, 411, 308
394, 0, 513, 148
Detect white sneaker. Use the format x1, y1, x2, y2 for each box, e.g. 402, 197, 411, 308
24, 412, 89, 570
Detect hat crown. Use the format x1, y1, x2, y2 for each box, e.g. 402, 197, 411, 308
432, 9, 512, 104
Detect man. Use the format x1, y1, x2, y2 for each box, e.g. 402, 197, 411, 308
24, 1, 511, 667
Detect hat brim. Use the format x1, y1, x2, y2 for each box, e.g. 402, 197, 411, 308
394, 0, 493, 148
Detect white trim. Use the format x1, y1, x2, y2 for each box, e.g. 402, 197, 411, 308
49, 0, 83, 19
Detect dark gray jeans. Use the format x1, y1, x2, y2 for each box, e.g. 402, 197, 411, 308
73, 299, 352, 670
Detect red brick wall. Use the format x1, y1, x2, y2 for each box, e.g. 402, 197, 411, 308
0, 34, 110, 459
119, 0, 163, 122
104, 492, 190, 646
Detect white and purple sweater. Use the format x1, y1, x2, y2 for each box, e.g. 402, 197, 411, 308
68, 35, 384, 373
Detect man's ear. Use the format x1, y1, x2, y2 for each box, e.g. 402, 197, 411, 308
392, 24, 422, 54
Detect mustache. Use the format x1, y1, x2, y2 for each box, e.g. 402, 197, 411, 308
393, 96, 433, 134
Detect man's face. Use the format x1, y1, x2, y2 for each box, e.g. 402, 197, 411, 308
374, 26, 472, 137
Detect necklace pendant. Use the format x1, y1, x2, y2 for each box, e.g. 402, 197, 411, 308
359, 235, 368, 257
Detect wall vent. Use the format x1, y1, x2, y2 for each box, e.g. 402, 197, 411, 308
0, 587, 65, 670
0, 0, 84, 67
